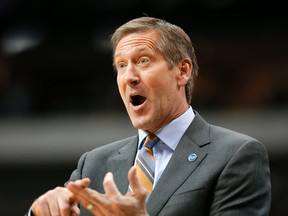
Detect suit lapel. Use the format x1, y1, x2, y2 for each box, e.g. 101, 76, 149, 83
107, 136, 138, 195
147, 112, 211, 215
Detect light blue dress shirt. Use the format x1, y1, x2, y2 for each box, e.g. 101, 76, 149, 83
137, 106, 195, 188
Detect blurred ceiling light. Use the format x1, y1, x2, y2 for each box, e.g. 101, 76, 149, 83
1, 28, 44, 56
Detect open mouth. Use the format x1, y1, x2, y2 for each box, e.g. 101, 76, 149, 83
131, 95, 147, 106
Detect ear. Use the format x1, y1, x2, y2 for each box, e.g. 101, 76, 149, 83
177, 58, 192, 87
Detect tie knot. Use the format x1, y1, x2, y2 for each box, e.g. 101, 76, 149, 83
144, 134, 159, 149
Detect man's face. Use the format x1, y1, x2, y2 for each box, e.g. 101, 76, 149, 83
114, 30, 189, 132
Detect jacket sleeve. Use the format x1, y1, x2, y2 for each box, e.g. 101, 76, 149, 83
65, 151, 89, 185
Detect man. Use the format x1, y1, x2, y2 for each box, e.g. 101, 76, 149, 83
27, 17, 271, 216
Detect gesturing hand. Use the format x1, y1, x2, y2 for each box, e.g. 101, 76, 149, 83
67, 166, 149, 216
31, 186, 80, 216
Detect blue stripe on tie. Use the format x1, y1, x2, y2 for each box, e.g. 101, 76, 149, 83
137, 155, 154, 182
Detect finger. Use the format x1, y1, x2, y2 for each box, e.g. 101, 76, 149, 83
67, 181, 105, 212
74, 178, 91, 188
103, 172, 122, 196
57, 194, 74, 216
128, 166, 145, 194
40, 188, 64, 216
67, 178, 91, 203
44, 188, 72, 216
70, 201, 81, 216
32, 198, 50, 216
67, 181, 90, 201
47, 195, 59, 215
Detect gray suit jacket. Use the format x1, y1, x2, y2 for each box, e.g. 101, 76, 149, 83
69, 111, 271, 216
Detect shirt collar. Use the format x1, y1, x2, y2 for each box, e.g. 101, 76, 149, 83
138, 106, 195, 150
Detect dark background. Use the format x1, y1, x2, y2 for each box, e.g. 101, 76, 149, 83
0, 0, 287, 215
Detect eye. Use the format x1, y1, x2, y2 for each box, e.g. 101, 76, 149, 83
117, 62, 126, 70
138, 57, 149, 65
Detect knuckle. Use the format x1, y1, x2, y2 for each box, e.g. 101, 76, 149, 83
138, 189, 147, 196
47, 186, 64, 195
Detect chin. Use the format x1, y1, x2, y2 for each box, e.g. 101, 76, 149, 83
132, 120, 156, 132
131, 121, 144, 130
130, 117, 146, 130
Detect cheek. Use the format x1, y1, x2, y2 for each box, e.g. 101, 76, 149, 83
152, 74, 176, 95
117, 77, 125, 99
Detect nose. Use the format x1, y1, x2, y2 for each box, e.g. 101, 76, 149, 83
124, 64, 140, 86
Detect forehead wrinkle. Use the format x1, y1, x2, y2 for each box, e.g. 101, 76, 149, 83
115, 35, 159, 58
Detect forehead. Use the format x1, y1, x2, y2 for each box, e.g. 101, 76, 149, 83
115, 30, 160, 56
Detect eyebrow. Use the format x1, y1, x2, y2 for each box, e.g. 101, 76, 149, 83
114, 47, 153, 60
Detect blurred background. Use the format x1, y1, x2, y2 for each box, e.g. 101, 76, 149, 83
0, 0, 287, 215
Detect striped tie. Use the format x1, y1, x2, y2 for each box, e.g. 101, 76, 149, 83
136, 134, 159, 196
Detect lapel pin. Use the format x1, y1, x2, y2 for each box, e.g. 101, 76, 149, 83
188, 153, 197, 162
